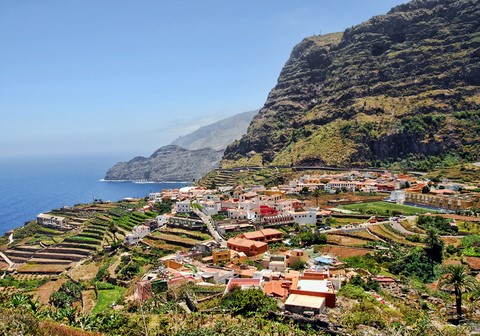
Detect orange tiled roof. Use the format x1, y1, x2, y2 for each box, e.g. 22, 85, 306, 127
242, 231, 264, 240
263, 280, 291, 300
227, 238, 267, 249
260, 228, 283, 236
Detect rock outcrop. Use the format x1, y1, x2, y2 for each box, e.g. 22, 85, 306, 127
104, 145, 224, 182
222, 0, 480, 170
104, 110, 257, 181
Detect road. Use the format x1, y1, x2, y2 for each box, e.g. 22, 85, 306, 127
192, 208, 227, 247
322, 216, 464, 239
0, 251, 15, 269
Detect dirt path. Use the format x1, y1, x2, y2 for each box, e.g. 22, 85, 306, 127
34, 278, 68, 304
82, 289, 96, 314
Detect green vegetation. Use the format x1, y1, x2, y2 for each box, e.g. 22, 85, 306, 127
439, 265, 478, 317
221, 287, 277, 317
339, 201, 433, 216
0, 275, 48, 291
417, 215, 457, 235
49, 280, 84, 308
92, 285, 126, 315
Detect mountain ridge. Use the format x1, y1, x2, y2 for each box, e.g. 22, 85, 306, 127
104, 110, 258, 182
222, 0, 480, 170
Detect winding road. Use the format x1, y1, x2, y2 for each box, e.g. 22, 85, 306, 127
192, 208, 227, 247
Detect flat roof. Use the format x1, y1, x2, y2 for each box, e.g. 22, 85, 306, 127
297, 279, 329, 293
285, 294, 325, 309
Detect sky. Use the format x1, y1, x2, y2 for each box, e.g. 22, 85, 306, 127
0, 0, 408, 162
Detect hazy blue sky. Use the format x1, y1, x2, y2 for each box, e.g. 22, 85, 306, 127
1, 0, 408, 161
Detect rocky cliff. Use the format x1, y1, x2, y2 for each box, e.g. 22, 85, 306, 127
104, 145, 223, 182
171, 110, 258, 150
104, 110, 257, 181
222, 0, 480, 170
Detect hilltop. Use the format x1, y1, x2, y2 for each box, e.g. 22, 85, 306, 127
105, 110, 257, 182
222, 0, 480, 170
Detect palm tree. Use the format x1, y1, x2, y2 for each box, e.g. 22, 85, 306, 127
439, 264, 478, 318
312, 188, 321, 208
424, 227, 444, 263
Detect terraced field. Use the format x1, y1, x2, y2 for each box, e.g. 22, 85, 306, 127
369, 224, 423, 247
326, 234, 371, 247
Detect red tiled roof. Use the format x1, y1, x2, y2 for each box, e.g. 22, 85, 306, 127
227, 238, 267, 249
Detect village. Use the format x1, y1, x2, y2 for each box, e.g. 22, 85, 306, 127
1, 169, 480, 334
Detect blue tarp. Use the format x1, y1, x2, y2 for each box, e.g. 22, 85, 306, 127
314, 256, 334, 265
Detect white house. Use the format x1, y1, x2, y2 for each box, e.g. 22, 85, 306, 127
175, 200, 192, 213
125, 225, 150, 245
37, 213, 72, 230
288, 208, 318, 225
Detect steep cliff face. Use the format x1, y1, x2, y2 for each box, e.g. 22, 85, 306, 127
105, 145, 223, 182
223, 0, 480, 169
171, 110, 258, 150
104, 110, 257, 182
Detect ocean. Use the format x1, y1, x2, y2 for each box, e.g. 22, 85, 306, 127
0, 156, 190, 235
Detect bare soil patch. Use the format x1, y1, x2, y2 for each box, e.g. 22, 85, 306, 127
34, 278, 68, 304
17, 263, 71, 274
327, 234, 370, 246
82, 289, 97, 314
317, 244, 373, 258
67, 260, 101, 283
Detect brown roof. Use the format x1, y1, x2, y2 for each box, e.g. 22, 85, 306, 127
260, 228, 283, 236
227, 238, 267, 249
263, 280, 291, 300
242, 231, 264, 240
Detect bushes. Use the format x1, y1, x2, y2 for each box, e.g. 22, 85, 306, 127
50, 280, 85, 308
417, 215, 457, 235
221, 288, 277, 317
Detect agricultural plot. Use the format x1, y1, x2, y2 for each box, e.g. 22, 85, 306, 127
142, 238, 188, 252
332, 230, 379, 242
369, 224, 423, 247
326, 234, 371, 247
317, 244, 373, 258
91, 285, 126, 314
157, 227, 211, 241
339, 201, 434, 216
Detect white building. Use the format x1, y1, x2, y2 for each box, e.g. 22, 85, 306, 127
175, 200, 192, 213
37, 213, 72, 230
125, 225, 150, 245
198, 200, 221, 216
288, 208, 318, 225
389, 190, 406, 204
325, 181, 356, 193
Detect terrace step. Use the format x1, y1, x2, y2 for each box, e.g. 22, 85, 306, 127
8, 256, 30, 263
56, 242, 98, 251
3, 250, 36, 258
34, 252, 85, 261
43, 247, 92, 256
9, 246, 43, 253
28, 258, 72, 265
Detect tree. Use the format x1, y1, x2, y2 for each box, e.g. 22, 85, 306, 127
424, 227, 444, 264
312, 188, 322, 208
421, 185, 430, 194
290, 260, 307, 271
439, 264, 478, 318
221, 287, 277, 316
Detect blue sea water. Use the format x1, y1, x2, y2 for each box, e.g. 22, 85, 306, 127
0, 156, 190, 235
